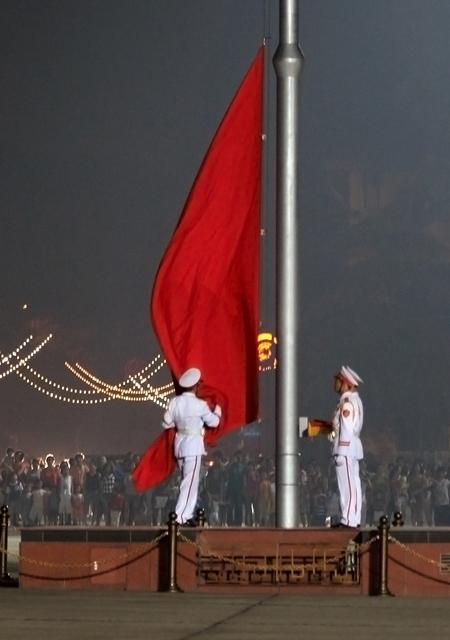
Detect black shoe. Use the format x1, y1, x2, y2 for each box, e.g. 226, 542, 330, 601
182, 518, 198, 527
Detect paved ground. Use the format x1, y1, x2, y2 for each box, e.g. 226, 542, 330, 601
0, 589, 450, 639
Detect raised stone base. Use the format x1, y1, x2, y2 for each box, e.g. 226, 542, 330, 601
17, 526, 450, 596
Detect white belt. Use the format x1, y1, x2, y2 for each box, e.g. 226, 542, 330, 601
177, 428, 203, 436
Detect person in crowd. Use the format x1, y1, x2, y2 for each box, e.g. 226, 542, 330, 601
110, 483, 125, 527
257, 468, 274, 527
0, 470, 7, 505
423, 464, 434, 527
409, 460, 428, 526
431, 466, 450, 526
243, 455, 259, 526
310, 478, 328, 526
388, 463, 404, 517
397, 464, 410, 525
84, 463, 100, 525
153, 479, 169, 526
226, 451, 246, 526
359, 460, 371, 528
13, 450, 29, 482
41, 454, 60, 525
298, 468, 310, 527
21, 480, 33, 525
204, 451, 226, 526
97, 461, 115, 526
97, 455, 108, 475
28, 458, 42, 485
28, 479, 47, 526
58, 460, 73, 525
4, 473, 23, 526
70, 452, 88, 492
123, 460, 141, 526
161, 367, 221, 526
0, 448, 15, 479
369, 464, 388, 525
141, 487, 155, 526
71, 483, 85, 526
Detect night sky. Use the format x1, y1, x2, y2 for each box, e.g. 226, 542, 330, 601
1, 1, 449, 461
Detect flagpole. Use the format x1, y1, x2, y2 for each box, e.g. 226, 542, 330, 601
273, 0, 304, 527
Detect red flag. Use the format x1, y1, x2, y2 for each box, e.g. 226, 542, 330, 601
133, 48, 263, 492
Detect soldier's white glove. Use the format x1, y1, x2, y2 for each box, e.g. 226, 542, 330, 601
214, 404, 222, 418
327, 430, 336, 443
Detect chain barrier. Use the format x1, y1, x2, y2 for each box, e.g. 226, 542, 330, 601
359, 535, 379, 555
389, 534, 449, 573
0, 531, 167, 571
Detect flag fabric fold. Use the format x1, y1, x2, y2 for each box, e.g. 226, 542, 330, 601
133, 47, 264, 492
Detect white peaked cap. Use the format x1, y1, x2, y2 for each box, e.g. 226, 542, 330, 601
178, 367, 201, 388
340, 365, 363, 386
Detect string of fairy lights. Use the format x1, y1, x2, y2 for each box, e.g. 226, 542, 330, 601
0, 331, 276, 408
65, 360, 172, 408
0, 334, 53, 380
1, 335, 173, 407
0, 334, 33, 367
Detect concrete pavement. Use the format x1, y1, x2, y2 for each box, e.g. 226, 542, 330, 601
0, 589, 450, 639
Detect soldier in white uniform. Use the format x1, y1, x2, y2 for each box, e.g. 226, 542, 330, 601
162, 367, 221, 526
330, 365, 364, 528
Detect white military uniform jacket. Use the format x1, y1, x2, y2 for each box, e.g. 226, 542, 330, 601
332, 390, 363, 460
162, 392, 220, 458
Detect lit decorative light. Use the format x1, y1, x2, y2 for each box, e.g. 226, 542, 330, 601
20, 354, 171, 398
0, 334, 52, 380
1, 335, 114, 405
68, 359, 168, 396
68, 354, 174, 397
128, 372, 174, 399
65, 362, 170, 408
13, 367, 112, 405
75, 359, 168, 393
67, 361, 171, 407
2, 337, 172, 407
22, 362, 101, 394
0, 335, 33, 366
10, 353, 170, 407
1, 336, 172, 406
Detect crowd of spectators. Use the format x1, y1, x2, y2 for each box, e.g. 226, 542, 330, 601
0, 446, 449, 527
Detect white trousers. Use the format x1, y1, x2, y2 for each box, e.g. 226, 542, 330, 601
335, 456, 361, 527
175, 455, 202, 524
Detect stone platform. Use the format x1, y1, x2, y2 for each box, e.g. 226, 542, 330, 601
16, 525, 450, 596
